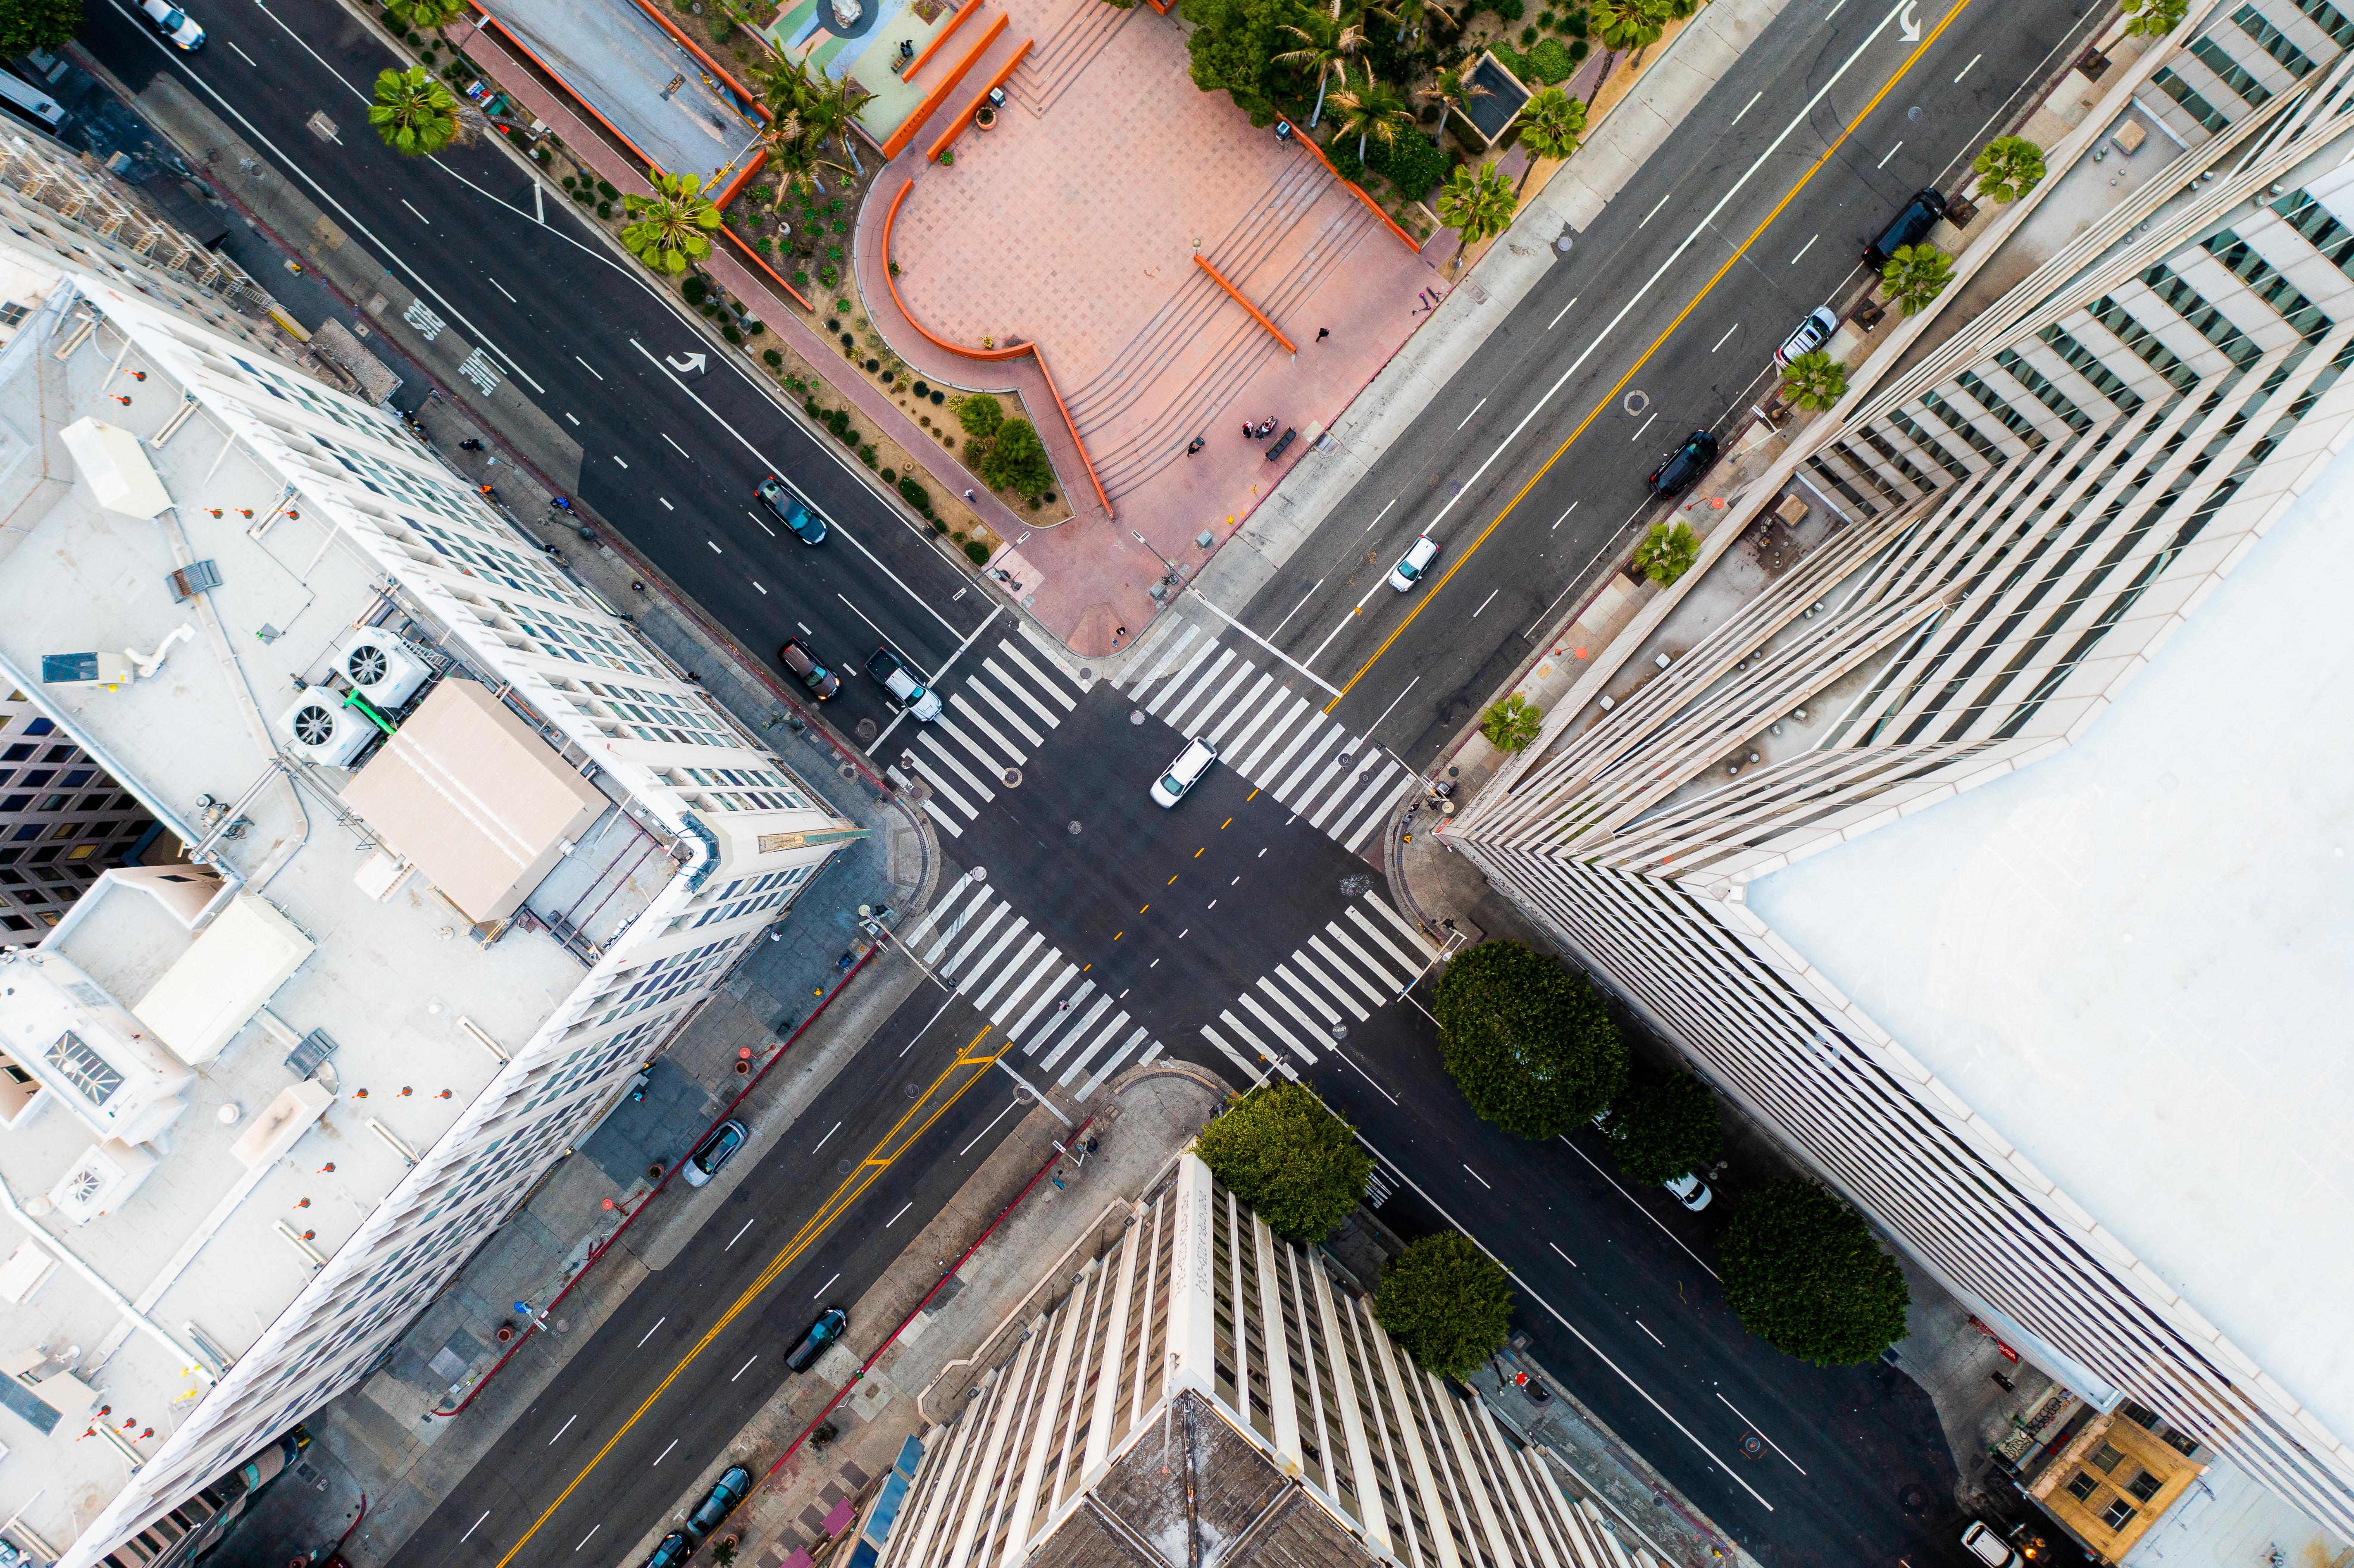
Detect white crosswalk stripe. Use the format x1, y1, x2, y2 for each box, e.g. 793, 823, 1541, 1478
1110, 632, 1425, 855
1206, 893, 1433, 1082
888, 634, 1089, 828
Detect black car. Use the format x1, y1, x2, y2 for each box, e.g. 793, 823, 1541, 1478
684, 1466, 754, 1544
1647, 429, 1719, 497
787, 1307, 847, 1373
1864, 187, 1948, 268
640, 1533, 690, 1568
777, 637, 841, 699
757, 476, 828, 544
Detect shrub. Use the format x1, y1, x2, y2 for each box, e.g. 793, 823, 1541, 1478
1434, 940, 1626, 1139
1600, 1068, 1722, 1185
912, 380, 931, 398
1331, 147, 1367, 185
1498, 0, 1524, 15
597, 200, 613, 218
1520, 24, 1537, 44
1368, 134, 1450, 201
955, 392, 1005, 439
860, 445, 878, 467
825, 408, 854, 441
938, 149, 955, 166
1632, 520, 1698, 586
597, 179, 618, 199
793, 271, 810, 287
898, 476, 933, 514
981, 418, 1056, 496
1372, 1234, 1513, 1379
763, 349, 783, 368
1722, 1182, 1912, 1365
931, 389, 946, 404
1479, 694, 1541, 751
964, 539, 991, 565
722, 325, 742, 344
1524, 36, 1577, 81
748, 320, 764, 336
1196, 1085, 1373, 1241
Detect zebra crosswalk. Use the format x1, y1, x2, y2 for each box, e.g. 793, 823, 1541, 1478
1110, 623, 1421, 856
894, 872, 1163, 1101
1198, 889, 1435, 1087
884, 625, 1090, 840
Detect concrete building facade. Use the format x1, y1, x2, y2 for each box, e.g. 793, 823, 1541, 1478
0, 124, 860, 1568
1445, 5, 2354, 1548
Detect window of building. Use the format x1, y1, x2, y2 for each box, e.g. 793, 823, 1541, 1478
2127, 1469, 2162, 1503
2100, 1499, 2137, 1531
65, 845, 94, 861
2121, 1401, 2160, 1429
2066, 1471, 2099, 1501
0, 746, 26, 762
2092, 1442, 2124, 1472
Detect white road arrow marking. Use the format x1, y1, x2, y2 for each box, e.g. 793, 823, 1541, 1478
666, 351, 708, 373
1898, 0, 1921, 39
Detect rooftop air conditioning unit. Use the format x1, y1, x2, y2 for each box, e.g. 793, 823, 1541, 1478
336, 627, 431, 710
279, 693, 374, 768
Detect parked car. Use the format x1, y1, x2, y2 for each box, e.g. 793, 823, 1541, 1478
680, 1120, 747, 1188
1150, 736, 1219, 808
776, 637, 841, 699
1663, 1172, 1713, 1211
1388, 534, 1440, 591
1960, 1521, 2021, 1567
683, 1466, 754, 1543
757, 475, 828, 544
1647, 430, 1719, 497
865, 645, 941, 721
138, 0, 204, 48
639, 1533, 691, 1568
787, 1307, 847, 1373
1775, 306, 1840, 366
1864, 187, 1948, 268
0, 69, 67, 131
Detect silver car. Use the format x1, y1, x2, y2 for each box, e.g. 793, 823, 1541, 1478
1775, 306, 1839, 366
140, 0, 205, 49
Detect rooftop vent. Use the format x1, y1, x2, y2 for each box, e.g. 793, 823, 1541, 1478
337, 628, 431, 710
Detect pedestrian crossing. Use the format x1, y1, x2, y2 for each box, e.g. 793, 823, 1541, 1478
1109, 623, 1422, 857
884, 624, 1090, 840
1197, 888, 1435, 1089
893, 871, 1164, 1101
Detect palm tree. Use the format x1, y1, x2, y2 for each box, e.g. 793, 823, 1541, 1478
368, 67, 458, 157
1513, 85, 1584, 190
1436, 160, 1516, 251
1328, 76, 1415, 164
1971, 135, 2045, 202
2121, 0, 2186, 33
1591, 0, 1669, 75
1779, 350, 1849, 411
1372, 0, 1458, 41
803, 74, 874, 174
621, 172, 722, 275
1273, 10, 1365, 128
1420, 64, 1488, 138
383, 0, 464, 29
1880, 243, 1953, 315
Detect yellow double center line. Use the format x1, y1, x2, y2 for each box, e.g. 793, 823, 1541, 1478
1327, 0, 1974, 711
493, 1027, 1008, 1568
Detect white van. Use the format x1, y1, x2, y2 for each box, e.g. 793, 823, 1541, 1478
0, 71, 65, 131
1151, 737, 1217, 807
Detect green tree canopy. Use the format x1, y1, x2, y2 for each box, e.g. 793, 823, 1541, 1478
955, 392, 1004, 439
1433, 941, 1625, 1139
1372, 1233, 1513, 1379
383, 0, 464, 28
1721, 1181, 1911, 1365
1479, 693, 1541, 752
1591, 0, 1670, 54
980, 417, 1056, 497
1516, 87, 1587, 163
620, 173, 720, 275
1180, 0, 1294, 125
1881, 242, 1952, 315
368, 67, 460, 158
1779, 349, 1849, 412
1632, 520, 1697, 585
1330, 74, 1417, 163
1436, 160, 1516, 247
1972, 135, 2045, 202
2120, 0, 2186, 34
1195, 1084, 1372, 1241
1601, 1067, 1722, 1185
0, 0, 82, 56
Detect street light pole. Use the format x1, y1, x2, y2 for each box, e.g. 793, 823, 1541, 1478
860, 912, 1074, 1128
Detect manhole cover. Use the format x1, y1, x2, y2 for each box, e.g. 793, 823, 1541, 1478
837, 763, 857, 781
838, 1158, 854, 1174
855, 718, 878, 742
1067, 820, 1083, 835
1003, 768, 1022, 787
1130, 710, 1146, 725
1080, 668, 1093, 680
1624, 389, 1651, 416
1897, 1482, 1930, 1512
1330, 1024, 1348, 1042
971, 865, 988, 880
1739, 1434, 1766, 1460
1906, 104, 1923, 121
906, 1080, 921, 1098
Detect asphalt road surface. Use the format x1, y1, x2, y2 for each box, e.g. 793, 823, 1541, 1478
1240, 0, 2111, 764
78, 0, 983, 742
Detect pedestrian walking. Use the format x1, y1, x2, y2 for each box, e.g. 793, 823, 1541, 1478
963, 488, 976, 501
458, 439, 484, 451
1316, 327, 1329, 341
551, 496, 573, 512
1114, 625, 1127, 640
1241, 422, 1254, 439
1186, 436, 1205, 455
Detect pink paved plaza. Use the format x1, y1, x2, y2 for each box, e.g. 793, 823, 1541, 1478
855, 0, 1439, 653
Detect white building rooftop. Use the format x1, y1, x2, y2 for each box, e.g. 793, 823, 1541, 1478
1746, 435, 2354, 1454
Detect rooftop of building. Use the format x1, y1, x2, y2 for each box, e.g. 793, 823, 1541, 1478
0, 268, 661, 1541
1745, 431, 2354, 1456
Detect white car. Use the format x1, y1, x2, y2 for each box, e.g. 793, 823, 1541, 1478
1775, 305, 1838, 366
1960, 1522, 2021, 1568
140, 0, 206, 49
1150, 736, 1217, 808
1388, 533, 1439, 591
1663, 1172, 1713, 1211
866, 645, 940, 721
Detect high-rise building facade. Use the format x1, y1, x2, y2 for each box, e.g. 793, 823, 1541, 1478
1448, 4, 2354, 1544
0, 124, 861, 1568
0, 690, 162, 936
877, 1151, 1652, 1568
